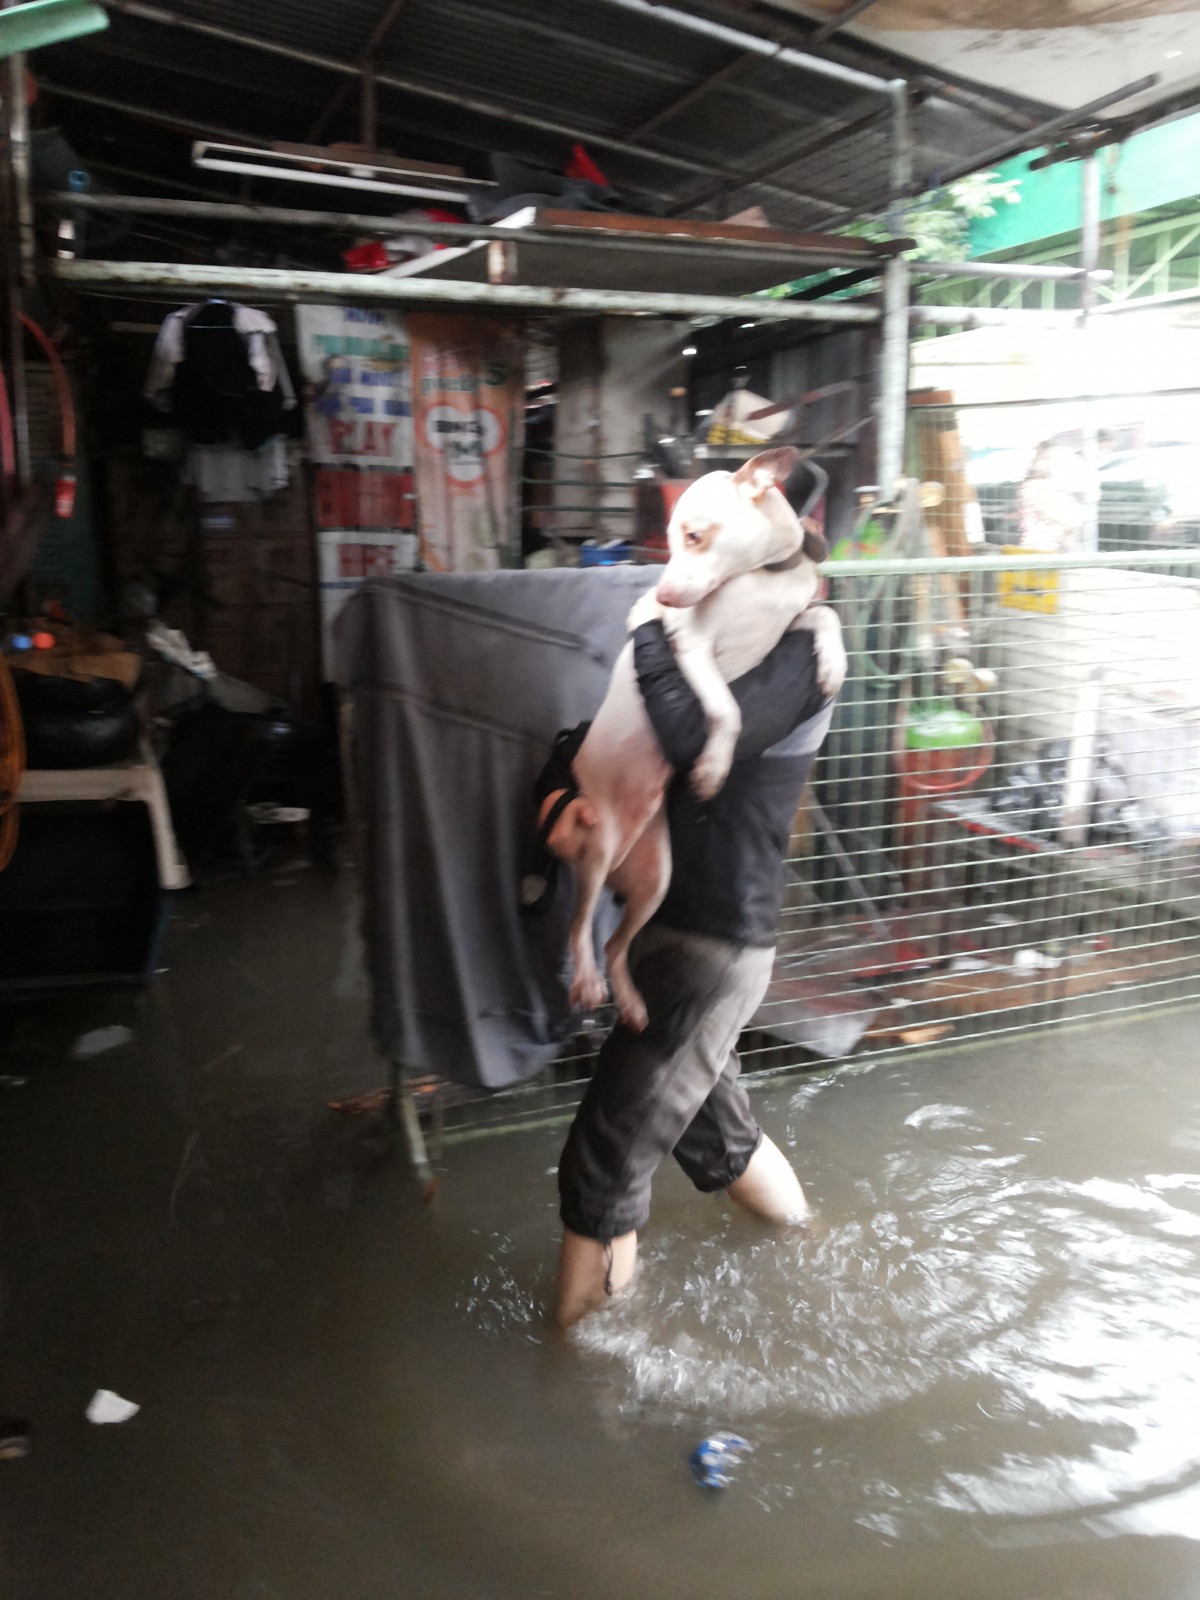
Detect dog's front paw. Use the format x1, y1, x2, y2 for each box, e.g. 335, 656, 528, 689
815, 634, 848, 697
570, 965, 608, 1014
616, 988, 648, 1034
690, 736, 734, 801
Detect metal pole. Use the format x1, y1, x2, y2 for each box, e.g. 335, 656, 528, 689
932, 74, 1158, 189
877, 81, 911, 493
1079, 151, 1102, 553
916, 258, 1114, 284
1079, 152, 1101, 325
596, 0, 898, 94
51, 258, 883, 322
910, 305, 1075, 326
813, 0, 884, 44
2, 2, 32, 482
879, 256, 909, 490
48, 191, 899, 270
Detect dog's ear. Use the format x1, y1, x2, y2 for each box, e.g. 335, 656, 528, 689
802, 520, 829, 564
732, 446, 801, 501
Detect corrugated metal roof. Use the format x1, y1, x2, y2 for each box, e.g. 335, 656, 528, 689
33, 0, 1094, 242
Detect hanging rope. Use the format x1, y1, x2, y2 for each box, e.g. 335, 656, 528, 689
0, 654, 25, 873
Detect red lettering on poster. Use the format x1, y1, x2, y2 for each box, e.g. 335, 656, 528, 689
315, 468, 415, 531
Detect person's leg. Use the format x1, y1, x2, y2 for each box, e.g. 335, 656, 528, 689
726, 1133, 810, 1221
555, 1228, 637, 1329
555, 925, 756, 1329
671, 952, 810, 1222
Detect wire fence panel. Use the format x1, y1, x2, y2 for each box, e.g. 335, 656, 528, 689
742, 548, 1200, 1081
419, 547, 1200, 1147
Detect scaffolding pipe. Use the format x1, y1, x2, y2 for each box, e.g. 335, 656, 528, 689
910, 305, 1075, 326
916, 258, 1113, 283
1079, 152, 1102, 326
933, 74, 1159, 189
878, 257, 909, 491
876, 81, 911, 494
50, 258, 883, 322
55, 196, 1116, 289
597, 0, 899, 94
813, 0, 884, 44
2, 1, 32, 482
1079, 151, 1102, 553
46, 192, 905, 270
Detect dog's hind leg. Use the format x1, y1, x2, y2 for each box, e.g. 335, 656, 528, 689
568, 843, 612, 1014
604, 810, 671, 1033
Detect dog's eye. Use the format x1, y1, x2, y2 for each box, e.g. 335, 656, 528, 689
684, 530, 703, 548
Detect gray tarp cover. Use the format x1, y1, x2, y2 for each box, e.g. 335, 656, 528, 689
335, 567, 658, 1090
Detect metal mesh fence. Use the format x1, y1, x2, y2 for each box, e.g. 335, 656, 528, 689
410, 539, 1200, 1150
907, 390, 1200, 558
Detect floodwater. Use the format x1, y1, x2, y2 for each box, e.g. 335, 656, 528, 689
2, 871, 1200, 1599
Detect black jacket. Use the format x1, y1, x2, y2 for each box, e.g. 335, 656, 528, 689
632, 620, 833, 947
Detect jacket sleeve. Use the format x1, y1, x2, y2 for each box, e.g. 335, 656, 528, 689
632, 619, 826, 772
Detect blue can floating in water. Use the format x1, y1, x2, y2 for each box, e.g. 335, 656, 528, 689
689, 1431, 752, 1490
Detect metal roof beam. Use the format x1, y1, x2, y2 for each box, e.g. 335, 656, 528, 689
931, 74, 1160, 188
674, 104, 886, 216
624, 51, 761, 142
308, 0, 410, 148
812, 0, 883, 46
594, 0, 900, 95
40, 77, 276, 151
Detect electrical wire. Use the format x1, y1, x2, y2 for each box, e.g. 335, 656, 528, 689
19, 314, 76, 458
0, 350, 15, 486
0, 655, 24, 873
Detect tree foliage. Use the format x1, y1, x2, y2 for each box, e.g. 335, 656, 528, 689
762, 171, 1022, 299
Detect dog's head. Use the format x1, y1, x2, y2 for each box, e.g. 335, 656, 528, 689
655, 447, 828, 609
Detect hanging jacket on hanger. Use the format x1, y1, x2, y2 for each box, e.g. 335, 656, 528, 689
144, 300, 298, 500
174, 300, 284, 448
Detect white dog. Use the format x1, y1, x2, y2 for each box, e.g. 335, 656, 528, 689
540, 446, 846, 1031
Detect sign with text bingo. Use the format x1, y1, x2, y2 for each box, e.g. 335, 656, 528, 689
407, 313, 524, 573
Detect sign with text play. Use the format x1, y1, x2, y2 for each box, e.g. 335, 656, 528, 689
295, 304, 412, 467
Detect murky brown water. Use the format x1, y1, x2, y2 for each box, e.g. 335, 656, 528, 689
2, 873, 1199, 1598
455, 1012, 1200, 1595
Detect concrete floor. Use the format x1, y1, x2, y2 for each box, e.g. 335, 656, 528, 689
2, 861, 1200, 1600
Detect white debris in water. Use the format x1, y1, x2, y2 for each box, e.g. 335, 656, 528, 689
72, 1026, 134, 1059
86, 1390, 140, 1425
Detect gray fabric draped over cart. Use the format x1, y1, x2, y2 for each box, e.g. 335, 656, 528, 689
335, 567, 658, 1089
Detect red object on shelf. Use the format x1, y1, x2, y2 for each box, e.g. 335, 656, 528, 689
343, 239, 390, 273
565, 143, 610, 186
31, 632, 56, 651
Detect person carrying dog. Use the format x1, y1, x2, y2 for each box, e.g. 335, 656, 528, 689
540, 611, 837, 1327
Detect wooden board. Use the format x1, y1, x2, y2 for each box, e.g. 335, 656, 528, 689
388, 236, 839, 296
532, 208, 911, 257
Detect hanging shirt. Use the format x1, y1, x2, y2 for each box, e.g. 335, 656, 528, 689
144, 300, 297, 500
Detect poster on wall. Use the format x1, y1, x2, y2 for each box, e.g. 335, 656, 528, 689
295, 303, 413, 465
407, 314, 524, 573
296, 304, 418, 675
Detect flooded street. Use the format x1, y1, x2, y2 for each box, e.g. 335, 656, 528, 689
2, 874, 1199, 1598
